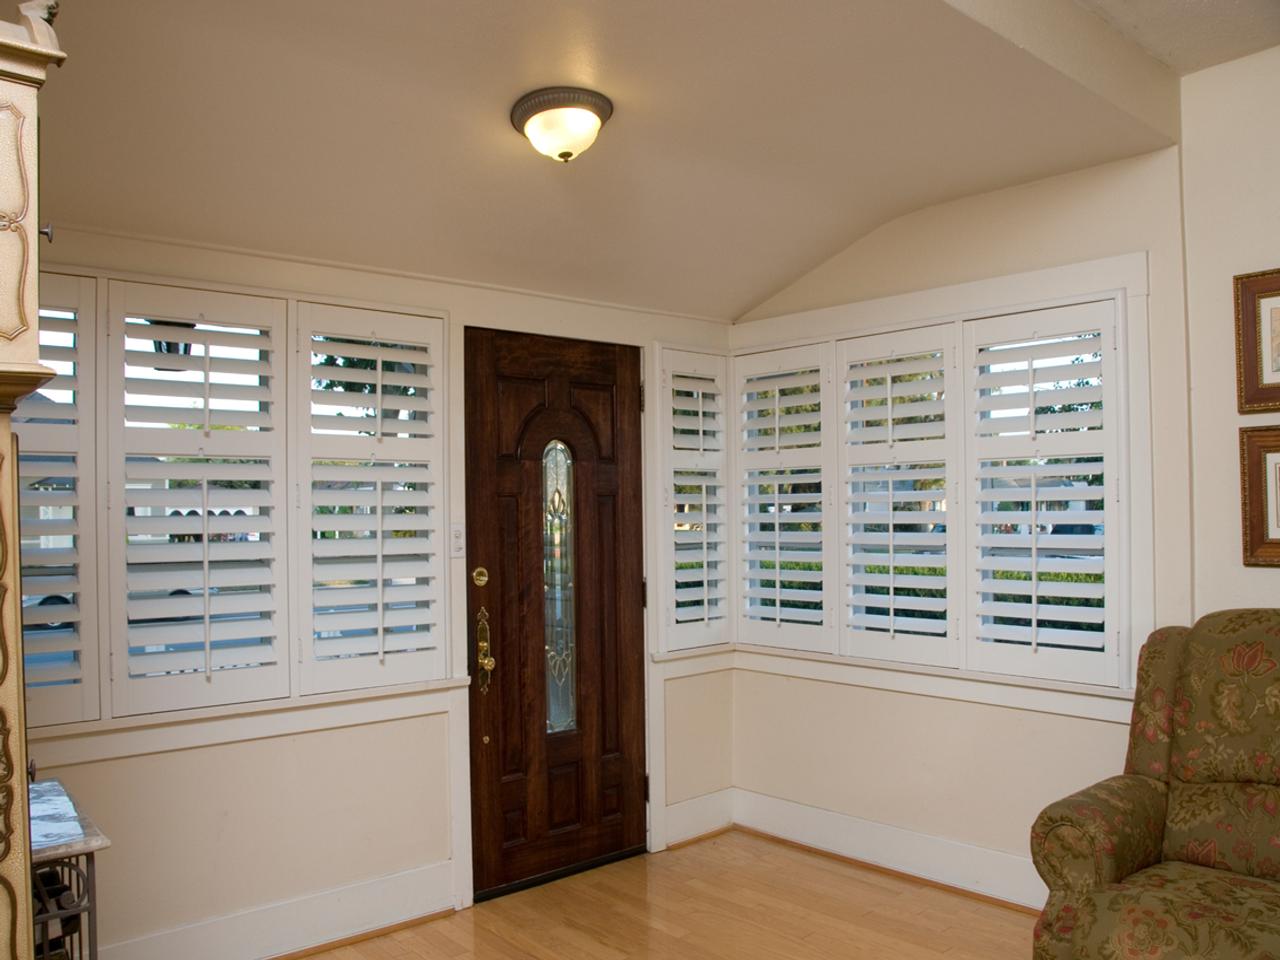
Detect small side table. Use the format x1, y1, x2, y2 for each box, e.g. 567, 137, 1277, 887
29, 779, 110, 960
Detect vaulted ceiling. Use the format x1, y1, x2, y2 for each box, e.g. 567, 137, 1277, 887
39, 0, 1194, 320
1074, 0, 1280, 74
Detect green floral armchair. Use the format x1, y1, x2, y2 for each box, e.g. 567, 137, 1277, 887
1032, 610, 1280, 960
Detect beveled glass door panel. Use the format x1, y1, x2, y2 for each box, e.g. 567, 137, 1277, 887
543, 440, 577, 734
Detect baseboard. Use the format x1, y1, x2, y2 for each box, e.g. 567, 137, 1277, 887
100, 860, 454, 960
730, 789, 1046, 909
664, 789, 734, 845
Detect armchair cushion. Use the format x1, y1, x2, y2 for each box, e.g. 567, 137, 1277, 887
1168, 609, 1280, 786
1074, 861, 1280, 959
1163, 780, 1280, 880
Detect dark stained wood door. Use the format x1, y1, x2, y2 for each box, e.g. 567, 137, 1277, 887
465, 328, 646, 898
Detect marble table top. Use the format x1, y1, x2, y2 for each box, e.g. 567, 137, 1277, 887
29, 779, 110, 864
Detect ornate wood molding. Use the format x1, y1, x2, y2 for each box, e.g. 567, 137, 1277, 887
0, 101, 28, 344
0, 364, 50, 413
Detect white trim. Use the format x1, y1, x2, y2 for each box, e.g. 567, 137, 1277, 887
444, 685, 474, 910
644, 642, 1132, 723
732, 252, 1149, 349
734, 648, 1132, 722
99, 859, 454, 960
730, 789, 1046, 909
27, 682, 464, 767
665, 789, 735, 845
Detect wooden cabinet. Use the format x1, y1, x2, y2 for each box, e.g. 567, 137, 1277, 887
0, 3, 64, 957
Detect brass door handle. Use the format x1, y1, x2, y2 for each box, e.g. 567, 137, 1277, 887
476, 606, 496, 693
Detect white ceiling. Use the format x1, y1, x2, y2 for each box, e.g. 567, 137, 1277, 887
1074, 0, 1280, 74
40, 0, 1175, 320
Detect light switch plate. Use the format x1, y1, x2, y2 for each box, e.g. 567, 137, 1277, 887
450, 522, 466, 558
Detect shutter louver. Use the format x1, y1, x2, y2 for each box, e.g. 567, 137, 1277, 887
845, 351, 946, 445
299, 302, 446, 692
123, 456, 280, 677
974, 458, 1106, 650
310, 461, 440, 662
743, 367, 823, 451
109, 282, 290, 715
974, 331, 1103, 439
847, 462, 948, 635
662, 351, 728, 650
310, 337, 434, 438
123, 318, 275, 432
15, 276, 102, 726
840, 328, 957, 667
672, 470, 726, 626
965, 300, 1118, 686
743, 467, 824, 625
18, 456, 84, 685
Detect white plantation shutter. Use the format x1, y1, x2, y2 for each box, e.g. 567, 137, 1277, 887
663, 350, 729, 650
736, 345, 834, 652
298, 302, 446, 693
840, 323, 960, 667
107, 281, 290, 714
964, 300, 1120, 686
13, 273, 101, 725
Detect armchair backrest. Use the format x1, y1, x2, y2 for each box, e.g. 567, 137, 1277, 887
1127, 609, 1280, 879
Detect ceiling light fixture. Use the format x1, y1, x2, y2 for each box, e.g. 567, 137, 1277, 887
511, 87, 613, 163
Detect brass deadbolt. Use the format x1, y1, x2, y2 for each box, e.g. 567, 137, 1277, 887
472, 566, 489, 587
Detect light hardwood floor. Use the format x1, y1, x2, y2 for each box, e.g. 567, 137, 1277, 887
305, 830, 1036, 959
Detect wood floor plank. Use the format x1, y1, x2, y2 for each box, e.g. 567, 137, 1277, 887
306, 832, 1035, 960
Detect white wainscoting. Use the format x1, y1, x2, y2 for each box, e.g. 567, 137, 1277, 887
100, 860, 454, 960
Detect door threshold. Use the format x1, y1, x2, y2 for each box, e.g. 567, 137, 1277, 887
474, 844, 647, 902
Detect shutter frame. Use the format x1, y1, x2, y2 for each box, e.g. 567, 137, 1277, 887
660, 349, 729, 651
14, 273, 102, 726
736, 344, 836, 653
297, 302, 447, 694
106, 280, 292, 716
962, 300, 1121, 687
838, 324, 961, 668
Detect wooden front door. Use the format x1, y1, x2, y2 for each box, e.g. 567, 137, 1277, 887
464, 328, 647, 898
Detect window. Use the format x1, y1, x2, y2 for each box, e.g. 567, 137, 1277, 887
661, 350, 729, 650
107, 281, 290, 715
3, 281, 458, 722
734, 296, 1125, 687
297, 302, 445, 694
13, 274, 101, 726
735, 345, 835, 653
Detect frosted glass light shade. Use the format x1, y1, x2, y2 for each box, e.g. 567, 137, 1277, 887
523, 107, 602, 162
511, 87, 614, 163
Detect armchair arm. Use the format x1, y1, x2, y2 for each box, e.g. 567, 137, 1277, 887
1031, 774, 1167, 894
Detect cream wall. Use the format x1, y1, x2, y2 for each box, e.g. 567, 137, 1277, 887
45, 716, 450, 948
664, 670, 733, 805
734, 672, 1126, 857
1182, 45, 1280, 615
728, 144, 1194, 902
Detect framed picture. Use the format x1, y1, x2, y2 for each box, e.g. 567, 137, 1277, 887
1240, 426, 1280, 565
1235, 267, 1280, 412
